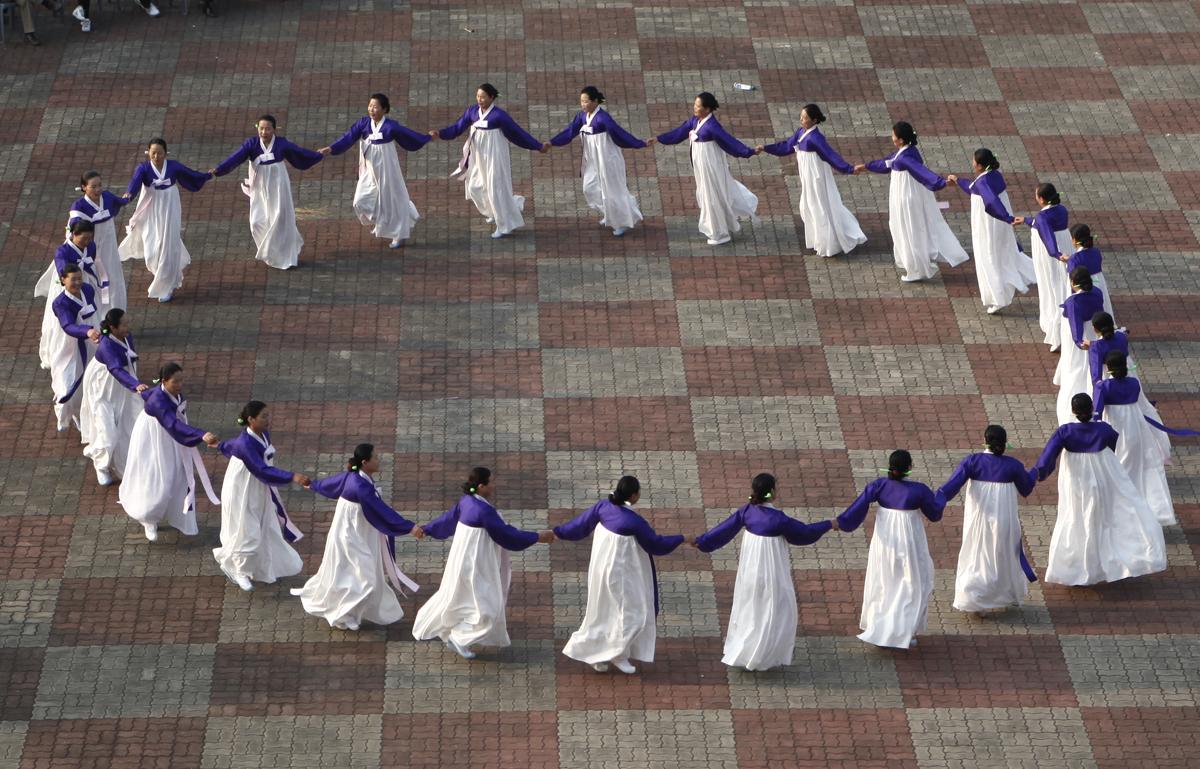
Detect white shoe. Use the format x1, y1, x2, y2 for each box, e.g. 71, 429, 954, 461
485, 218, 494, 224
80, 18, 90, 31
57, 424, 69, 433
900, 275, 922, 283
491, 231, 504, 239
233, 574, 252, 592
613, 228, 629, 237
1049, 344, 1061, 353
909, 638, 918, 647
599, 219, 606, 227
72, 4, 85, 18
344, 619, 359, 631
97, 469, 112, 486
612, 659, 637, 674
389, 238, 404, 249
143, 523, 158, 542
143, 2, 160, 15
986, 305, 1001, 315
591, 662, 609, 673
706, 237, 731, 246
446, 638, 476, 659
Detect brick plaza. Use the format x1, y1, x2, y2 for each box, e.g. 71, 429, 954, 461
3, 0, 1200, 766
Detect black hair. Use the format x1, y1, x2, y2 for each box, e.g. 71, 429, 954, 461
349, 443, 374, 472
1071, 223, 1094, 249
1104, 350, 1129, 379
696, 92, 719, 111
609, 475, 641, 505
368, 93, 390, 112
887, 450, 913, 480
462, 466, 492, 495
1092, 311, 1115, 340
1071, 393, 1093, 423
984, 425, 1008, 456
257, 114, 277, 128
1070, 265, 1093, 292
147, 137, 167, 153
80, 170, 102, 189
156, 362, 183, 383
1036, 182, 1061, 206
749, 472, 776, 504
580, 85, 605, 104
99, 308, 125, 336
802, 103, 826, 124
477, 83, 499, 99
60, 262, 82, 279
69, 219, 94, 236
974, 148, 999, 171
892, 121, 917, 146
237, 400, 267, 427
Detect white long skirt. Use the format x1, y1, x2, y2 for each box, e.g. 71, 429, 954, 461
213, 458, 303, 585
953, 480, 1030, 612
412, 522, 513, 649
1103, 403, 1176, 526
1054, 319, 1099, 425
248, 161, 305, 268
1031, 229, 1071, 348
35, 267, 103, 371
581, 131, 642, 232
355, 140, 419, 243
691, 139, 761, 242
722, 532, 797, 670
47, 319, 94, 432
1091, 272, 1116, 318
464, 129, 524, 236
79, 360, 143, 479
563, 526, 657, 665
971, 193, 1036, 309
1100, 362, 1172, 462
93, 219, 126, 311
796, 150, 865, 257
118, 410, 199, 535
1044, 450, 1167, 585
888, 170, 969, 281
293, 498, 403, 629
119, 185, 190, 301
858, 506, 934, 649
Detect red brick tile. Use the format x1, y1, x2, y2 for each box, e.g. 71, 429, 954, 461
289, 74, 411, 108
382, 711, 558, 769
837, 395, 992, 451
682, 345, 834, 397
525, 73, 648, 113
124, 260, 267, 306
209, 642, 386, 716
815, 298, 963, 346
555, 637, 731, 710
1129, 99, 1200, 135
1024, 135, 1159, 173
525, 8, 638, 38
175, 42, 297, 74
1044, 566, 1200, 634
0, 308, 47, 355
532, 216, 672, 257
50, 576, 225, 646
149, 351, 254, 403
733, 708, 918, 769
411, 41, 526, 73
1096, 33, 1200, 66
539, 301, 680, 348
268, 400, 398, 454
161, 107, 289, 145
895, 635, 1078, 708
971, 3, 1089, 34
0, 515, 73, 580
544, 396, 696, 451
1114, 296, 1200, 341
671, 256, 810, 300
0, 109, 42, 144
0, 405, 80, 459
747, 6, 863, 37
17, 144, 141, 186
1165, 170, 1200, 210
20, 717, 207, 769
396, 350, 543, 400
888, 101, 1019, 136
390, 452, 548, 510
298, 10, 411, 42
259, 304, 403, 351
966, 343, 1059, 394
1082, 707, 1200, 768
995, 66, 1126, 102
640, 38, 759, 71
402, 259, 538, 303
1146, 394, 1200, 448
0, 647, 43, 722
867, 36, 990, 69
760, 69, 884, 103
697, 449, 857, 508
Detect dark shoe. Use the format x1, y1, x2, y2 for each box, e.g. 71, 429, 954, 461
201, 1, 217, 16
24, 32, 41, 46
41, 0, 63, 11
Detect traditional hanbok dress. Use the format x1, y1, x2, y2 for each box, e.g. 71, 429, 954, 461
118, 160, 212, 301
1054, 286, 1106, 425
1087, 331, 1171, 459
1094, 377, 1179, 526
763, 125, 865, 257
118, 384, 220, 537
79, 333, 143, 481
837, 477, 946, 649
696, 503, 832, 670
213, 429, 305, 587
1033, 420, 1167, 585
68, 191, 130, 311
412, 494, 541, 650
865, 146, 969, 281
293, 470, 420, 630
1022, 204, 1070, 349
656, 114, 761, 245
550, 107, 646, 234
938, 453, 1038, 613
439, 105, 543, 236
36, 239, 106, 371
328, 116, 430, 244
47, 284, 98, 432
1066, 246, 1115, 317
552, 500, 684, 668
955, 171, 1036, 309
213, 135, 324, 269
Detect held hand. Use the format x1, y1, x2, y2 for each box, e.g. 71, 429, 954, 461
121, 192, 132, 200
86, 328, 101, 343
830, 519, 841, 532
135, 383, 149, 393
411, 524, 425, 540
1058, 255, 1070, 263
538, 142, 551, 154
318, 147, 332, 156
202, 432, 219, 449
853, 164, 866, 175
1012, 216, 1023, 225
1080, 340, 1091, 350
753, 147, 763, 156
946, 174, 958, 183
644, 137, 658, 146
207, 168, 218, 176
684, 535, 699, 549
293, 473, 311, 487
427, 131, 439, 140
537, 529, 557, 544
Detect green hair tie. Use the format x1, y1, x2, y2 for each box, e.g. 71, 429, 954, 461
469, 487, 477, 493
983, 443, 1014, 449
878, 469, 912, 475
152, 379, 161, 384
237, 418, 245, 424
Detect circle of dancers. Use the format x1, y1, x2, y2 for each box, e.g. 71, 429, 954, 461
34, 84, 1199, 673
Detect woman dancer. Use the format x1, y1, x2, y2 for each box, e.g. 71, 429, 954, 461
647, 92, 763, 246
118, 138, 212, 303
946, 149, 1036, 314
211, 115, 324, 268
694, 473, 835, 671
69, 171, 130, 311
837, 450, 946, 648
1033, 393, 1166, 585
1067, 224, 1114, 317
937, 425, 1038, 616
47, 264, 100, 433
79, 309, 148, 485
37, 220, 104, 372
213, 401, 311, 591
757, 103, 865, 257
550, 86, 646, 237
1013, 183, 1070, 350
553, 476, 690, 674
294, 444, 426, 631
119, 363, 221, 542
321, 94, 431, 249
1055, 266, 1106, 425
1086, 311, 1170, 459
856, 122, 969, 282
412, 467, 554, 659
431, 84, 549, 239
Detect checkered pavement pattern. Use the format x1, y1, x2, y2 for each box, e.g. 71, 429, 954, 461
3, 0, 1200, 766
